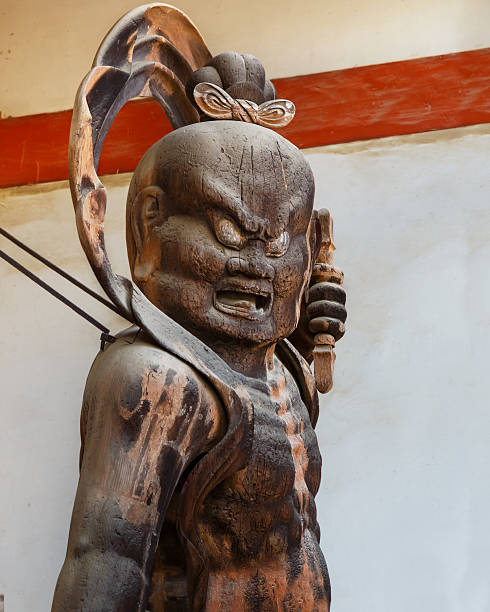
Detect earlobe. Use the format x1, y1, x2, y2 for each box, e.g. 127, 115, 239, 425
131, 186, 165, 282
133, 255, 156, 283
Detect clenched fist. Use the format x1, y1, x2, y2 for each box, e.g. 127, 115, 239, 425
289, 210, 347, 366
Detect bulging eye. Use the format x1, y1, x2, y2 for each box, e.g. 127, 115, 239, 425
265, 231, 290, 257
214, 217, 246, 250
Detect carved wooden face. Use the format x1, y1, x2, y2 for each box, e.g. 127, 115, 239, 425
127, 121, 315, 347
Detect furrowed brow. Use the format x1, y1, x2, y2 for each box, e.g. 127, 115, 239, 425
203, 183, 270, 236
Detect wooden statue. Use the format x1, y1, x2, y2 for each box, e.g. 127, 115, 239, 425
52, 4, 346, 611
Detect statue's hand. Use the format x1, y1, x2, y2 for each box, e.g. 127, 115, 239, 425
308, 263, 347, 340
289, 264, 346, 364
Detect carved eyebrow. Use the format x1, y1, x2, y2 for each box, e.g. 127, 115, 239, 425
203, 187, 270, 236
215, 205, 268, 236
199, 176, 294, 238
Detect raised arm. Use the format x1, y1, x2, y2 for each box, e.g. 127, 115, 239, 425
52, 335, 223, 612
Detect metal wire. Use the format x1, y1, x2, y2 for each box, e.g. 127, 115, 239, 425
0, 226, 119, 314
0, 249, 113, 335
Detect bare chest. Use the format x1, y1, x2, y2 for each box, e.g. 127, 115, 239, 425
223, 396, 321, 505
199, 375, 322, 562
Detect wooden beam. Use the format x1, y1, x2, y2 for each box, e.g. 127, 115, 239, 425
278, 47, 490, 149
1, 47, 490, 189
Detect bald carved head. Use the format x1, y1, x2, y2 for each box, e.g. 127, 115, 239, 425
126, 121, 317, 346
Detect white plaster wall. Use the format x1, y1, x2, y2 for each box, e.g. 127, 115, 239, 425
309, 126, 490, 612
1, 124, 489, 611
1, 0, 490, 117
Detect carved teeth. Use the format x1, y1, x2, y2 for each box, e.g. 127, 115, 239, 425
218, 291, 257, 310
215, 290, 271, 317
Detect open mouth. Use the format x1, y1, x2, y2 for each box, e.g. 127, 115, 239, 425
214, 287, 272, 320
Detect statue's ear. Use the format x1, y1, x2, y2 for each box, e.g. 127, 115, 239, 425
131, 186, 165, 282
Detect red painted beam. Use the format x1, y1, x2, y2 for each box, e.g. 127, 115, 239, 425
1, 47, 490, 189
278, 47, 490, 149
0, 102, 173, 189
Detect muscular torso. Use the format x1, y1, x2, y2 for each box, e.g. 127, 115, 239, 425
149, 358, 330, 612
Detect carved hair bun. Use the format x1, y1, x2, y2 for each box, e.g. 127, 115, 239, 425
187, 51, 295, 127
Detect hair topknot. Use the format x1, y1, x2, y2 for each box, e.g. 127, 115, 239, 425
186, 51, 276, 116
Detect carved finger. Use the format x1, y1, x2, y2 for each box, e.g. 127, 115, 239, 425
311, 263, 344, 285
306, 300, 347, 323
309, 317, 346, 341
308, 281, 346, 305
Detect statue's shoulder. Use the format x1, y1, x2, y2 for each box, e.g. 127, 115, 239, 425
88, 326, 208, 381
78, 328, 224, 494
83, 326, 222, 422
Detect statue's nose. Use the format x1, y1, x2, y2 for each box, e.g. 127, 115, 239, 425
226, 241, 275, 279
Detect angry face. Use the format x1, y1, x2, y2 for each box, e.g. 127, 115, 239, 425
127, 121, 316, 348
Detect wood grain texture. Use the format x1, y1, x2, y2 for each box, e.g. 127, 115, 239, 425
55, 113, 344, 610
7, 4, 348, 606
312, 210, 339, 394
47, 5, 347, 609
1, 47, 490, 189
